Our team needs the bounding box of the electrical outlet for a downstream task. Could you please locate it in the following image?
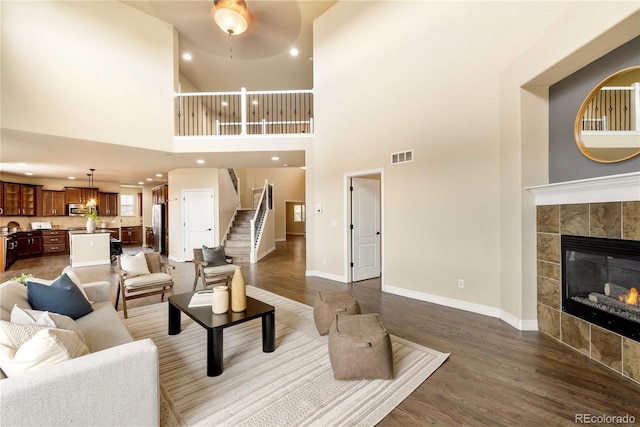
[458,279,464,288]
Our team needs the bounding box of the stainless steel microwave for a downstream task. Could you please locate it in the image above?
[68,204,98,216]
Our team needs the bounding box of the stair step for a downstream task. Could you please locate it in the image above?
[224,247,251,256]
[225,240,251,248]
[230,255,250,263]
[231,227,251,234]
[227,234,251,241]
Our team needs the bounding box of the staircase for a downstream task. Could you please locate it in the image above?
[223,209,255,263]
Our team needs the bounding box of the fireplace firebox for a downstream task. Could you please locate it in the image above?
[562,235,640,342]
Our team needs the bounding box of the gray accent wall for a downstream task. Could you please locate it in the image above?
[549,37,640,183]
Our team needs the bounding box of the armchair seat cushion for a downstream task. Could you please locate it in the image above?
[203,264,237,275]
[123,273,173,289]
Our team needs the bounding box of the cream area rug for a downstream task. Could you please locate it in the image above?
[120,286,450,426]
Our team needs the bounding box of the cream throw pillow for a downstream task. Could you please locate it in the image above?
[121,252,150,277]
[10,305,86,345]
[0,320,90,377]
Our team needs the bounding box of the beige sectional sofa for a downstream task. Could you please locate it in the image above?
[0,277,160,426]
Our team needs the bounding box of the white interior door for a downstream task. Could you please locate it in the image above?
[183,189,214,261]
[351,177,381,281]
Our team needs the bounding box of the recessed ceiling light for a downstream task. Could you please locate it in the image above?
[221,101,228,107]
[183,52,192,61]
[252,100,258,105]
[290,48,299,56]
[156,173,162,177]
[283,164,289,167]
[271,156,279,161]
[24,172,33,176]
[68,176,76,180]
[197,159,205,164]
[146,178,152,181]
[138,181,144,185]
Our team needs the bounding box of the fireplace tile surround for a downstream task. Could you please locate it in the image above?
[530,173,640,384]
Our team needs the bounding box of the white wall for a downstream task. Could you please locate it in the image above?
[167,168,219,262]
[311,1,639,325]
[1,1,175,150]
[218,169,240,242]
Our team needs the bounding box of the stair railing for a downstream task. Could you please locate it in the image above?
[227,168,239,196]
[249,179,270,263]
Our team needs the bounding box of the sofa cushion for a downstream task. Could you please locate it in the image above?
[121,252,151,277]
[123,273,173,289]
[27,274,93,320]
[202,245,228,266]
[203,264,237,275]
[0,321,89,377]
[74,301,133,352]
[0,282,31,322]
[10,305,86,345]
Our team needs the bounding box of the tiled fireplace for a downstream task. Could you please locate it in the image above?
[530,173,640,384]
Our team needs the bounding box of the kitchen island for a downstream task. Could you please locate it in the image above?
[69,230,111,267]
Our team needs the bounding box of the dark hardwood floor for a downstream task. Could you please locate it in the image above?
[3,236,639,426]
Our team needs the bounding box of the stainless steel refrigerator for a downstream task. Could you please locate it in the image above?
[152,204,165,254]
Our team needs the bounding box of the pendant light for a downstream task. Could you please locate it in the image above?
[86,168,97,208]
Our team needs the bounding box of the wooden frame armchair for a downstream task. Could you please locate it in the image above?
[116,252,175,318]
[192,247,237,291]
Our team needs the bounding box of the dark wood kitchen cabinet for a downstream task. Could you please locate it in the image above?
[65,187,98,205]
[145,227,154,248]
[120,226,142,246]
[4,234,19,269]
[42,230,68,254]
[0,182,4,216]
[152,185,168,205]
[16,231,42,258]
[42,190,66,216]
[3,183,40,216]
[98,192,118,216]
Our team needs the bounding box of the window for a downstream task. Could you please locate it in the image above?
[120,194,135,216]
[293,204,306,222]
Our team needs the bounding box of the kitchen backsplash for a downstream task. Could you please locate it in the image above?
[1,215,141,231]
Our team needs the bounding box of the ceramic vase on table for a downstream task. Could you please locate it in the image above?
[231,266,246,312]
[212,286,229,314]
[86,219,96,233]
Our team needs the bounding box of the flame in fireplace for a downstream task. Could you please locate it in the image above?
[618,287,638,306]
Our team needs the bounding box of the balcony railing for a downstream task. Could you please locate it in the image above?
[175,88,314,137]
[581,82,640,132]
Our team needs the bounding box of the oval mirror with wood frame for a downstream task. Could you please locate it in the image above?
[574,65,640,163]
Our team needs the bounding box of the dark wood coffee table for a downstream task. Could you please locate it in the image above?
[168,292,275,377]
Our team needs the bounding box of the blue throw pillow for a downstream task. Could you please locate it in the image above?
[202,245,228,266]
[27,273,93,320]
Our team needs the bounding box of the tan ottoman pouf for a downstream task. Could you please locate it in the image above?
[313,291,361,335]
[328,313,393,380]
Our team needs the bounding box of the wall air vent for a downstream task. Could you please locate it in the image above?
[391,150,414,165]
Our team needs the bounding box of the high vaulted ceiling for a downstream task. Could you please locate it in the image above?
[124,0,337,91]
[0,1,335,186]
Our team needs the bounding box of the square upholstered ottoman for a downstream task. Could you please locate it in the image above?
[313,291,361,335]
[328,313,393,380]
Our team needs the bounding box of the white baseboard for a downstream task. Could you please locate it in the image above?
[256,246,276,262]
[305,270,348,283]
[383,284,538,331]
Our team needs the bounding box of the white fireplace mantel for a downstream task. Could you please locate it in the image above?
[527,172,640,205]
